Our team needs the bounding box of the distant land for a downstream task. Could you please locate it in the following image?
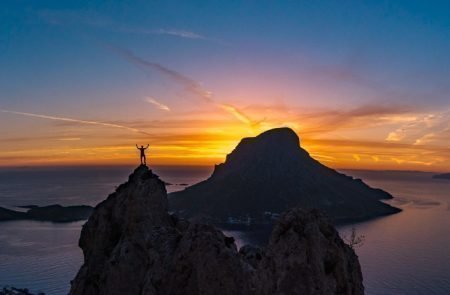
[170,127,401,224]
[0,204,93,222]
[433,173,450,180]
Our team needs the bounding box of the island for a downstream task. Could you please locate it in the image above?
[0,204,93,222]
[433,173,450,180]
[170,127,401,224]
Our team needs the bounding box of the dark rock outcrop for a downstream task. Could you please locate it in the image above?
[70,165,364,295]
[170,127,400,223]
[0,207,26,221]
[433,173,450,180]
[0,287,45,295]
[0,205,93,222]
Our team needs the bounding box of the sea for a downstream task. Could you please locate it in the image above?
[0,166,449,295]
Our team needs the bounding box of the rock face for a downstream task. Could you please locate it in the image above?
[170,127,400,223]
[70,165,364,295]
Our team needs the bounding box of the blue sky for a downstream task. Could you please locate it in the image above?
[1,1,449,169]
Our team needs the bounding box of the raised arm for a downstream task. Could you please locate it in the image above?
[145,144,149,149]
[136,144,139,149]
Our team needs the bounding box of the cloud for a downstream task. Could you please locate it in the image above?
[284,104,416,136]
[0,109,151,135]
[57,137,82,141]
[107,26,214,41]
[2,103,450,169]
[105,44,213,102]
[218,104,253,125]
[106,45,261,128]
[145,97,170,111]
[128,28,207,40]
[37,9,217,42]
[385,109,450,146]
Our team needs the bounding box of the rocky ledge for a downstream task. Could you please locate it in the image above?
[70,165,364,295]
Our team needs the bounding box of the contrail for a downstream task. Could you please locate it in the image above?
[0,109,151,135]
[145,97,170,111]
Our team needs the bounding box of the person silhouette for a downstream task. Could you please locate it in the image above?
[136,144,149,165]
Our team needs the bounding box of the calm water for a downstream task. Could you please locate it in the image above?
[0,167,449,294]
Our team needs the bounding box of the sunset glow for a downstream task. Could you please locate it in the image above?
[1,1,449,171]
[1,105,448,171]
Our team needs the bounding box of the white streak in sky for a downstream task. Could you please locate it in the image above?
[37,10,219,42]
[154,29,205,39]
[106,44,214,102]
[107,45,261,128]
[0,109,151,135]
[145,97,170,111]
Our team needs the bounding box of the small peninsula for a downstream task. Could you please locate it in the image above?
[0,205,93,222]
[433,173,450,180]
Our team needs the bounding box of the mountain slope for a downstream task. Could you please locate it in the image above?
[170,127,400,222]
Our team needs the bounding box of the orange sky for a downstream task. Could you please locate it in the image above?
[1,103,449,172]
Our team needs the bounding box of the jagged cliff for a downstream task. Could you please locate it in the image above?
[170,127,400,222]
[70,165,364,295]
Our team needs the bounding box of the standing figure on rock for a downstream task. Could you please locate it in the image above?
[136,144,149,165]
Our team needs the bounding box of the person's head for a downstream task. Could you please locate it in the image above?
[141,145,144,148]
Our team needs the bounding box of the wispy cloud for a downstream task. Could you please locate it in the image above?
[385,109,450,146]
[2,104,450,170]
[115,27,208,40]
[106,26,213,41]
[57,137,82,141]
[105,44,214,102]
[0,109,151,135]
[37,9,219,42]
[145,97,170,111]
[217,104,263,128]
[106,45,261,128]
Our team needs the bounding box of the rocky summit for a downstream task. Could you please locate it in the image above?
[170,127,400,223]
[69,165,364,295]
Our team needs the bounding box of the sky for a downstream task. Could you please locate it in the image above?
[1,0,449,171]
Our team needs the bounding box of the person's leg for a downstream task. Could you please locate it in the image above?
[143,155,146,165]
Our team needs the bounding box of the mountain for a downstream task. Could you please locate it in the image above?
[70,165,364,295]
[170,127,400,223]
[433,173,450,180]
